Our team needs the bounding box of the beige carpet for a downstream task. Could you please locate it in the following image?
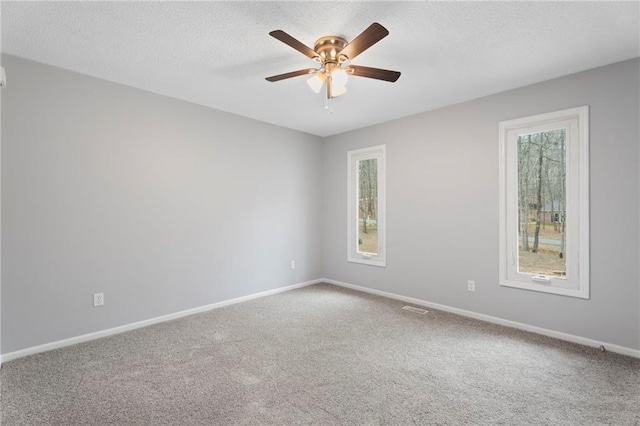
[2,283,639,425]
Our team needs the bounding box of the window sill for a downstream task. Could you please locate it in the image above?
[347,257,386,268]
[500,279,589,299]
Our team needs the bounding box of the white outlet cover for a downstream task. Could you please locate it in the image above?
[93,292,104,307]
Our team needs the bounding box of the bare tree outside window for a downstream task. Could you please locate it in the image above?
[358,158,378,254]
[517,130,566,277]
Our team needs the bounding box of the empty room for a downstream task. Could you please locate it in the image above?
[1,1,639,425]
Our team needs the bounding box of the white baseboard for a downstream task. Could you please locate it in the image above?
[4,277,637,363]
[323,278,640,359]
[1,279,322,364]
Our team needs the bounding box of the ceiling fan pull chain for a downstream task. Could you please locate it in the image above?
[325,74,333,113]
[325,87,329,110]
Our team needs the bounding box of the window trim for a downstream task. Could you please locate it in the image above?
[498,106,589,299]
[347,145,386,267]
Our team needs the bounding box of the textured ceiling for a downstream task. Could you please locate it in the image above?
[2,1,639,137]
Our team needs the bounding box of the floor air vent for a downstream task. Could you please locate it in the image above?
[402,305,428,314]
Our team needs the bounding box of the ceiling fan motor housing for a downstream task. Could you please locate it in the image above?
[314,36,349,65]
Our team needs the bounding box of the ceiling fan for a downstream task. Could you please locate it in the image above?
[265,23,401,109]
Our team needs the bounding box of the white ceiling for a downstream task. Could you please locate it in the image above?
[2,1,639,137]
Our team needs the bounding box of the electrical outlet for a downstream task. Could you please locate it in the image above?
[467,280,476,292]
[290,260,296,269]
[93,292,104,307]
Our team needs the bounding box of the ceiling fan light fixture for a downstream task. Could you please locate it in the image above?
[331,68,348,91]
[307,72,326,94]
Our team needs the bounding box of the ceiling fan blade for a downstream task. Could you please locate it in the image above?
[348,65,401,82]
[339,23,389,61]
[269,30,320,60]
[265,68,318,82]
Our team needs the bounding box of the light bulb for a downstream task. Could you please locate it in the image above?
[306,73,326,94]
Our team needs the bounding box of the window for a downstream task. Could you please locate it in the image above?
[499,106,589,298]
[348,145,386,267]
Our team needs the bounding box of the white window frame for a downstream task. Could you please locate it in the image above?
[347,145,386,267]
[499,106,589,299]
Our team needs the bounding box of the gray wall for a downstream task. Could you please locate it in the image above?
[1,55,323,353]
[2,55,639,355]
[0,66,3,357]
[322,59,640,350]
